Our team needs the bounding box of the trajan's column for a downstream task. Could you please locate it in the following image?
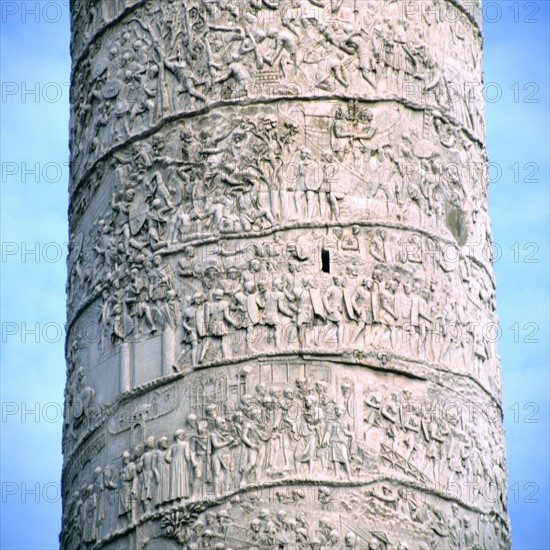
[62,0,510,548]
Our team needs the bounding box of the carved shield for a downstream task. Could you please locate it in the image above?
[196,305,207,338]
[310,289,326,319]
[129,194,148,235]
[371,292,380,322]
[304,163,322,191]
[293,237,311,261]
[114,312,134,339]
[102,79,122,99]
[72,396,84,419]
[343,288,355,320]
[330,172,350,200]
[91,59,108,81]
[246,295,260,325]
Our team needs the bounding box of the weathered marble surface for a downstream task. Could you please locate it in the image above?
[62,0,509,548]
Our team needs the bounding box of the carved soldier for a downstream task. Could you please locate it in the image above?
[351,277,374,347]
[204,289,239,360]
[293,276,325,348]
[260,278,295,350]
[118,450,138,527]
[323,276,347,346]
[330,107,352,161]
[209,416,236,496]
[182,292,208,366]
[324,404,354,479]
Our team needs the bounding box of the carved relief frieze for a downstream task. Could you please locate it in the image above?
[60,361,508,548]
[69,0,485,187]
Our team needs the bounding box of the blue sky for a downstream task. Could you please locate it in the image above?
[0,1,548,548]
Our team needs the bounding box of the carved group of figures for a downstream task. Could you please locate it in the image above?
[70,102,491,261]
[360,383,507,502]
[64,364,98,443]
[62,371,506,548]
[177,247,498,386]
[156,495,505,550]
[67,216,499,397]
[69,0,484,180]
[63,467,508,549]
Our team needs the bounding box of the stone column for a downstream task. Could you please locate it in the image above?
[62,0,510,548]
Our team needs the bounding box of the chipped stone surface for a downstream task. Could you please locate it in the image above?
[62,1,509,548]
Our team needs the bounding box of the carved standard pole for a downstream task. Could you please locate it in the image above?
[62,0,510,548]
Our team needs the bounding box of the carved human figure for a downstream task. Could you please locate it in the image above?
[351,277,374,347]
[289,148,315,220]
[374,279,399,349]
[204,289,239,360]
[263,392,284,474]
[319,151,343,220]
[239,407,269,486]
[92,467,104,540]
[294,394,324,475]
[324,404,354,479]
[294,276,325,348]
[191,420,209,496]
[209,416,236,496]
[81,484,97,544]
[118,450,138,527]
[154,436,171,506]
[100,466,118,536]
[260,278,295,350]
[163,55,206,105]
[344,531,357,549]
[234,280,261,355]
[323,276,346,346]
[279,388,300,471]
[182,292,208,366]
[139,436,160,512]
[447,503,463,549]
[69,367,96,434]
[330,107,352,161]
[165,429,195,501]
[421,413,445,483]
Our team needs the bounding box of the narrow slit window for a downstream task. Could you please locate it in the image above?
[321,249,330,273]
